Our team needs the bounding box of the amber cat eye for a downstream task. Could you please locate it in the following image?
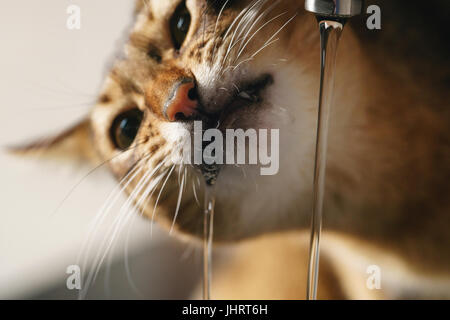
[170,1,191,50]
[110,108,143,150]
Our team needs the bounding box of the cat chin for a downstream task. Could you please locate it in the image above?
[147,146,314,242]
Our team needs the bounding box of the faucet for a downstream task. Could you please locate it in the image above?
[305,0,363,20]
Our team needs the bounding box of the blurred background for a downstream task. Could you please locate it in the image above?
[0,0,211,299]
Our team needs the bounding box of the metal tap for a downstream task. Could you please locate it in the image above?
[305,0,363,18]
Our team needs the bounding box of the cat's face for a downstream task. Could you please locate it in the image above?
[28,0,323,241]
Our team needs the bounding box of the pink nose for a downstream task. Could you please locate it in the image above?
[164,79,198,121]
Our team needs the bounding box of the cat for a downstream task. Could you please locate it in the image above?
[14,0,450,299]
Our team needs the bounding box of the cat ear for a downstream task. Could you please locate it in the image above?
[8,119,100,165]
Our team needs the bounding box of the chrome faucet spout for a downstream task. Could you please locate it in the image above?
[305,0,363,18]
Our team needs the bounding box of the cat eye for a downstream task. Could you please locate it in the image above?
[110,108,143,150]
[170,1,191,50]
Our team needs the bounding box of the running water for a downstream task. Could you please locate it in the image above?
[306,19,344,300]
[202,185,215,300]
[200,164,219,300]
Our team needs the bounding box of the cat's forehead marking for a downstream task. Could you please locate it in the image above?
[98,94,111,104]
[97,77,124,106]
[129,32,163,63]
[144,0,178,17]
[109,69,143,96]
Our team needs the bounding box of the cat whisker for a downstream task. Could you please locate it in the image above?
[224,13,296,76]
[221,0,260,71]
[122,167,169,298]
[132,166,168,219]
[26,79,96,99]
[211,0,231,62]
[192,179,200,206]
[235,10,286,63]
[123,234,145,299]
[52,139,149,219]
[232,1,264,52]
[77,159,146,299]
[227,38,280,73]
[78,161,145,264]
[25,100,96,111]
[151,164,176,237]
[251,13,297,59]
[177,163,183,186]
[79,156,164,298]
[103,247,115,299]
[84,182,149,293]
[236,0,279,58]
[169,166,187,234]
[221,0,266,73]
[89,160,166,279]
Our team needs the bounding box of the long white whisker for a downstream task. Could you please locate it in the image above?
[151,164,176,236]
[225,13,296,75]
[221,0,260,70]
[192,179,200,206]
[234,0,267,45]
[236,0,279,55]
[80,171,149,298]
[251,37,280,58]
[78,153,151,263]
[231,38,279,71]
[77,160,148,299]
[252,13,297,58]
[90,160,166,279]
[235,10,286,62]
[221,0,266,72]
[169,166,187,234]
[80,160,165,298]
[211,0,231,61]
[122,168,168,298]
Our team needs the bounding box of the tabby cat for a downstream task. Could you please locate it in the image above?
[16,0,450,299]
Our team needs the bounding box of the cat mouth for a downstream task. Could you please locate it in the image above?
[197,74,274,185]
[217,73,274,127]
[197,73,274,128]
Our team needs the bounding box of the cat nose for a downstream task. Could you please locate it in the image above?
[163,78,198,121]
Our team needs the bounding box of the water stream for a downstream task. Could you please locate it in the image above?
[306,19,344,300]
[199,18,345,302]
[202,185,215,300]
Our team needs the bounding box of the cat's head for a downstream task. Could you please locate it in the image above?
[18,0,322,241]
